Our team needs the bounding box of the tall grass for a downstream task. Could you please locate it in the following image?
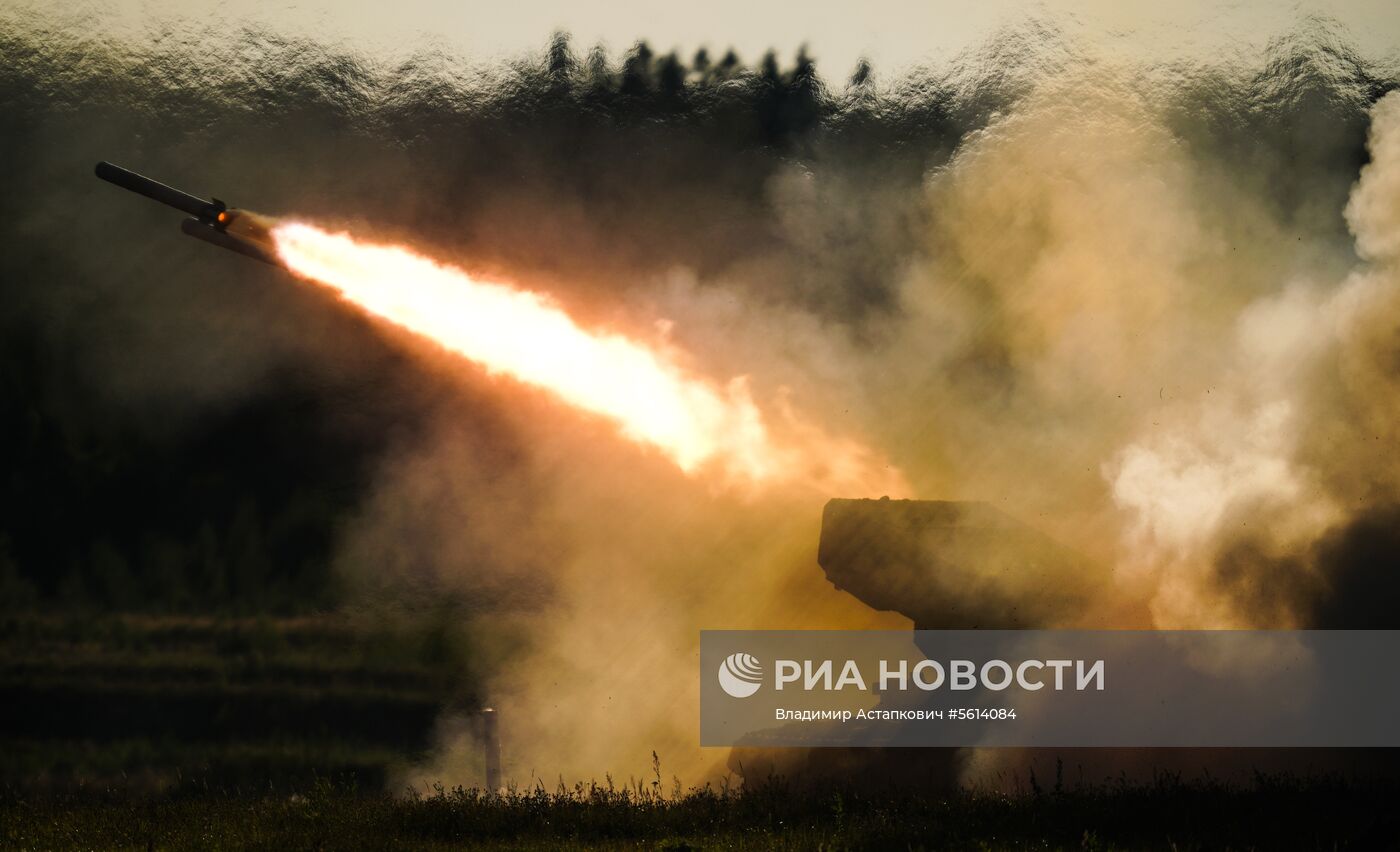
[3,772,1397,850]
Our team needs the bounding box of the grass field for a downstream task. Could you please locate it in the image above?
[5,615,1396,849]
[4,774,1398,850]
[0,613,476,795]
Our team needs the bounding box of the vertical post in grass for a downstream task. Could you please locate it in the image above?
[482,707,502,793]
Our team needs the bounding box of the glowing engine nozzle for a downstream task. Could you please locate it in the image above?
[94,161,280,266]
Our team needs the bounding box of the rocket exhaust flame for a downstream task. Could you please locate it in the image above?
[90,160,902,492]
[271,222,903,493]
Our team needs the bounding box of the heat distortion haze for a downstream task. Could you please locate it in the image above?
[5,1,1400,824]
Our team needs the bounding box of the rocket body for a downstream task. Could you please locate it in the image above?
[94,161,281,267]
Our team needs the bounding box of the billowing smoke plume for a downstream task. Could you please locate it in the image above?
[1106,90,1400,630]
[2,7,1398,787]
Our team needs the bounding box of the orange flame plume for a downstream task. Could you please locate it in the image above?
[272,222,905,495]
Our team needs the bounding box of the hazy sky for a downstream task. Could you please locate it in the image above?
[26,0,1400,79]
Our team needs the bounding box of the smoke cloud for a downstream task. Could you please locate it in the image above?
[3,8,1399,787]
